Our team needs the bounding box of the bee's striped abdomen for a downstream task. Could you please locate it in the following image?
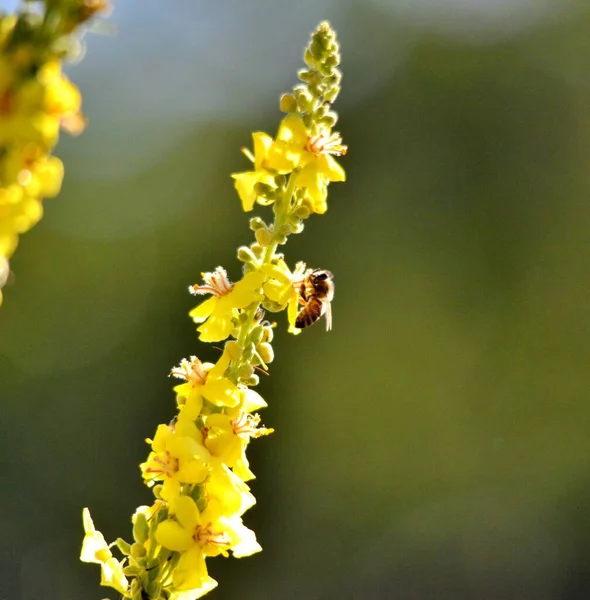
[295,297,324,329]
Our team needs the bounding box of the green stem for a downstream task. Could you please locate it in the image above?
[232,174,297,378]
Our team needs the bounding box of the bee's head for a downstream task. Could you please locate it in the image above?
[310,269,334,295]
[311,269,333,282]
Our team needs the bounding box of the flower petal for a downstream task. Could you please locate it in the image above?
[175,495,200,531]
[156,520,194,553]
[320,154,345,182]
[276,114,308,145]
[229,270,266,308]
[197,308,235,343]
[189,297,217,323]
[252,132,273,170]
[203,378,240,408]
[173,546,212,592]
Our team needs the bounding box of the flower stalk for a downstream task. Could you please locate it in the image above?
[0,0,109,306]
[81,21,347,600]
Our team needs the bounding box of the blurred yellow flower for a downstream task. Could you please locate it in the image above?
[80,508,129,596]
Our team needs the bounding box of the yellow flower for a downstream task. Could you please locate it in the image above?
[203,388,273,481]
[80,508,129,596]
[231,132,277,211]
[261,260,307,334]
[206,462,256,517]
[140,420,210,503]
[189,267,266,342]
[171,350,241,418]
[267,114,346,213]
[155,496,261,592]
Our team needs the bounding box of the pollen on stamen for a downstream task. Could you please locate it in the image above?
[189,267,233,297]
[307,130,347,157]
[196,524,232,549]
[170,356,207,384]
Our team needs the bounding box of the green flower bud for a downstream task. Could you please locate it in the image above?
[255,227,273,246]
[237,245,259,267]
[250,243,264,259]
[244,374,260,387]
[309,38,325,60]
[319,111,338,128]
[315,103,329,119]
[239,363,254,380]
[225,340,242,361]
[238,311,251,326]
[292,221,304,234]
[261,323,275,343]
[325,54,340,69]
[294,86,313,111]
[280,93,298,113]
[249,216,266,231]
[278,223,292,236]
[130,542,146,559]
[294,205,311,219]
[257,342,274,364]
[298,68,313,83]
[132,512,149,544]
[249,325,264,346]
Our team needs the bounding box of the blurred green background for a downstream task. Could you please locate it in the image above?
[2,0,590,598]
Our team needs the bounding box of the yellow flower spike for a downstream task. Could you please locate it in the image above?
[189,268,266,342]
[83,20,344,599]
[80,508,129,596]
[231,131,277,211]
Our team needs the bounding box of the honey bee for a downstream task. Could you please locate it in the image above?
[295,269,334,331]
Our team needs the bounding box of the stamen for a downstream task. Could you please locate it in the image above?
[231,412,273,438]
[306,129,347,157]
[195,523,232,549]
[189,267,233,297]
[240,146,255,163]
[170,356,208,384]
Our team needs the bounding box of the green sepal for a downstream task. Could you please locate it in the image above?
[115,537,132,556]
[133,512,149,544]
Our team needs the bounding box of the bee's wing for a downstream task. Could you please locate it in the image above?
[324,300,332,331]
